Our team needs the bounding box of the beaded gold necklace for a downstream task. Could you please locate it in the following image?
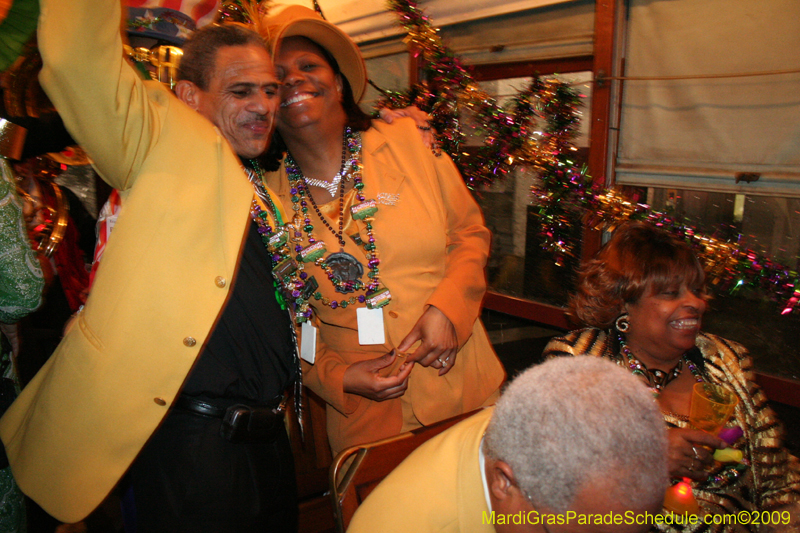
[245,160,306,434]
[265,128,392,315]
[248,159,315,322]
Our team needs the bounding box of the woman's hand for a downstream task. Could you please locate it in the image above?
[667,427,728,481]
[398,305,458,376]
[378,106,435,150]
[343,351,414,401]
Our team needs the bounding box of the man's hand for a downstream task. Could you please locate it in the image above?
[343,351,414,401]
[378,106,435,150]
[397,306,458,376]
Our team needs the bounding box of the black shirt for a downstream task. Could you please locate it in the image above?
[182,221,296,404]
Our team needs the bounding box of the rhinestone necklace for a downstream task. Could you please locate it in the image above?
[304,165,347,248]
[302,161,354,197]
[301,136,352,197]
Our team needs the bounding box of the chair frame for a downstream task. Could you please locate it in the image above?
[329,409,481,532]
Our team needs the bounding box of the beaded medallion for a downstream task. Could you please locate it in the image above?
[250,128,392,320]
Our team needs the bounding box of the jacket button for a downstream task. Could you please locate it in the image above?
[388,311,398,318]
[153,397,167,406]
[183,337,196,347]
[215,276,226,288]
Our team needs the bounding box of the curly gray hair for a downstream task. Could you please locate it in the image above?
[484,356,668,513]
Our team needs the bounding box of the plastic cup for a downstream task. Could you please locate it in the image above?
[689,382,739,434]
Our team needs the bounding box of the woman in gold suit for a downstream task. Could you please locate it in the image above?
[544,221,800,531]
[258,5,504,454]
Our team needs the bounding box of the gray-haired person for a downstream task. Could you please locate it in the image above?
[348,356,669,533]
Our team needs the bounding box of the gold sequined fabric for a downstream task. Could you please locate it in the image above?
[544,328,800,532]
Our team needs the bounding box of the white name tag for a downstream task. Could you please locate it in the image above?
[300,322,317,364]
[357,307,385,345]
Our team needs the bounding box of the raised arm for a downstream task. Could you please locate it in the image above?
[37,0,165,190]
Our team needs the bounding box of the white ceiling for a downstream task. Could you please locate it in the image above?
[277,0,576,43]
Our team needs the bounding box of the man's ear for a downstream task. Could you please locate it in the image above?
[175,80,201,110]
[488,459,518,502]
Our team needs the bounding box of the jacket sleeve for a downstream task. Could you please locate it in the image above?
[423,150,491,346]
[719,338,800,512]
[300,322,362,417]
[37,0,163,191]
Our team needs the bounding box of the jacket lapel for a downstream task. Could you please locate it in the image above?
[362,126,406,196]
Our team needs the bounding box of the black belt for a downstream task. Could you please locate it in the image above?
[174,395,285,443]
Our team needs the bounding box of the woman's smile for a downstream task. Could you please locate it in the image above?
[625,283,706,364]
[669,317,700,330]
[281,92,316,108]
[274,36,344,131]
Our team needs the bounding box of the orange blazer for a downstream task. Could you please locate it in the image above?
[266,119,505,453]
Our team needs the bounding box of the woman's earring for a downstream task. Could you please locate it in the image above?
[615,313,630,333]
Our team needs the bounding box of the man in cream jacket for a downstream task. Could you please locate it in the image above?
[349,357,670,533]
[0,0,299,531]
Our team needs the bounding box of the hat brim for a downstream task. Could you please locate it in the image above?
[267,12,367,102]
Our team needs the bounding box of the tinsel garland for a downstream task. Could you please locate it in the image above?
[218,0,272,26]
[382,0,800,313]
[381,0,595,266]
[589,191,800,314]
[381,0,588,193]
[213,0,799,314]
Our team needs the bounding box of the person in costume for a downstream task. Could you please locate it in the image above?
[348,356,669,533]
[0,119,43,533]
[0,1,300,531]
[544,221,800,532]
[0,120,44,326]
[259,5,506,455]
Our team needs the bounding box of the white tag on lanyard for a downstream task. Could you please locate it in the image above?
[357,307,386,345]
[300,322,317,364]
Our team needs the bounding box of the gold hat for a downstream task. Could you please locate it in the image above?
[261,4,367,102]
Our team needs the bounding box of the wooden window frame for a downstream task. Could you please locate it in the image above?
[464,2,800,408]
